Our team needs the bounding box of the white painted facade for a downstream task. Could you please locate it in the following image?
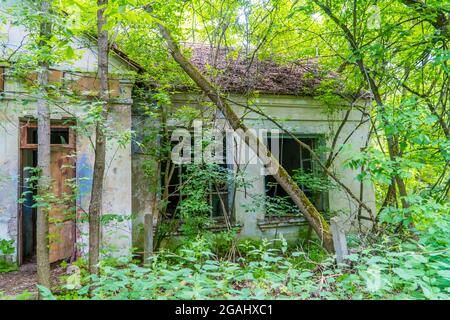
[0,2,376,261]
[152,94,377,241]
[0,17,136,262]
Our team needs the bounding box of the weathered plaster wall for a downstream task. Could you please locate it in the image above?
[131,114,154,249]
[0,106,20,255]
[160,93,376,241]
[0,11,135,76]
[229,95,375,239]
[75,104,133,257]
[0,96,134,261]
[0,9,139,260]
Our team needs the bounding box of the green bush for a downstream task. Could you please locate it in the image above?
[0,239,17,273]
[51,234,448,300]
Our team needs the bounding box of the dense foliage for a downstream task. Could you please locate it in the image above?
[51,208,449,300]
[0,0,448,300]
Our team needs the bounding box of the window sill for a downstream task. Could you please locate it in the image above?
[257,216,307,230]
[160,218,242,236]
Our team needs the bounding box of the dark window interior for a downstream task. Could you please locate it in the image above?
[0,67,4,92]
[27,127,70,145]
[161,165,230,219]
[161,133,229,220]
[26,127,37,144]
[22,149,38,262]
[265,135,326,214]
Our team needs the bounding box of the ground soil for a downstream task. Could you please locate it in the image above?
[0,260,65,298]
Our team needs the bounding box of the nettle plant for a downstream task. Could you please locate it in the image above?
[292,169,335,194]
[49,232,449,300]
[0,239,15,256]
[176,164,232,234]
[0,239,17,273]
[245,167,335,217]
[244,193,301,216]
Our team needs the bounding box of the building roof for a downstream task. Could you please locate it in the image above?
[82,32,145,74]
[185,43,331,96]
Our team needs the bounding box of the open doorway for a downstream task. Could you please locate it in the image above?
[18,120,77,265]
[21,148,38,263]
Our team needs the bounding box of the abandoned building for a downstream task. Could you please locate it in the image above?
[0,16,376,265]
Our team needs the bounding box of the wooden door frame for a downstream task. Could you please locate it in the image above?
[17,119,77,265]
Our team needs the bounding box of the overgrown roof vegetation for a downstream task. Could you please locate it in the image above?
[178,43,329,96]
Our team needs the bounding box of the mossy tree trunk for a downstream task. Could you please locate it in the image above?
[88,0,109,276]
[157,24,334,253]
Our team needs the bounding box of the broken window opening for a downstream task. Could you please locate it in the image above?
[265,134,328,216]
[26,127,70,145]
[161,130,230,223]
[0,66,4,93]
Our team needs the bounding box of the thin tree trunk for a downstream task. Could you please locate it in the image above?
[313,0,411,210]
[157,24,334,253]
[380,179,398,211]
[36,0,52,295]
[88,0,109,276]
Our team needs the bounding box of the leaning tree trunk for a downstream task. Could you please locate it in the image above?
[157,24,334,253]
[36,0,52,295]
[88,0,109,276]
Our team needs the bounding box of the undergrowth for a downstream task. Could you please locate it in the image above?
[49,231,448,300]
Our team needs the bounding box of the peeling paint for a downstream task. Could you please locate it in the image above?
[77,153,93,203]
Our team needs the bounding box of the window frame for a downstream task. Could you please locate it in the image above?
[0,66,4,93]
[20,121,76,150]
[264,133,329,215]
[161,129,231,221]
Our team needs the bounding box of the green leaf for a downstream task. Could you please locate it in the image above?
[393,268,416,281]
[65,46,75,59]
[36,285,56,300]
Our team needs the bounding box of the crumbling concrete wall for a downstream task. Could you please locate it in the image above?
[0,105,20,259]
[145,93,376,242]
[227,94,376,239]
[75,103,133,257]
[0,94,135,261]
[0,17,137,260]
[131,113,155,250]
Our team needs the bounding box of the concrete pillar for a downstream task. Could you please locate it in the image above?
[330,217,349,264]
